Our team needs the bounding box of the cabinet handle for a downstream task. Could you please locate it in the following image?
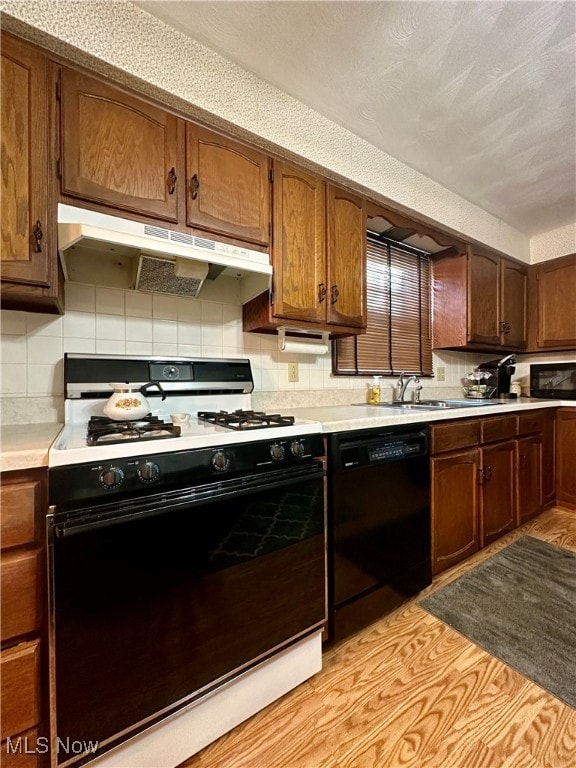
[330,285,340,304]
[477,468,486,485]
[167,167,177,195]
[190,173,200,200]
[500,321,511,334]
[520,454,528,469]
[318,283,327,303]
[484,465,493,481]
[32,220,43,253]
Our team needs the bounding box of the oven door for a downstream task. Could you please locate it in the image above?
[47,462,326,766]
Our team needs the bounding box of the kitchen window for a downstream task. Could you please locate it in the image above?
[333,235,433,376]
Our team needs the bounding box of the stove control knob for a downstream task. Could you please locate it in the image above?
[270,442,285,461]
[211,450,231,472]
[137,461,160,483]
[99,467,125,490]
[290,440,305,458]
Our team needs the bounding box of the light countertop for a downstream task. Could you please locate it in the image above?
[0,399,573,472]
[1,423,63,473]
[288,398,572,434]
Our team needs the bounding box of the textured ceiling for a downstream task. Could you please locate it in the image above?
[136,0,575,236]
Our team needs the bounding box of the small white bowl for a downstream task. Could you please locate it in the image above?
[171,412,191,426]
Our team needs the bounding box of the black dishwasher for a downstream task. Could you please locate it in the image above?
[328,424,431,641]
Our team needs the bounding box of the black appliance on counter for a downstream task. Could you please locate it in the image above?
[530,362,576,399]
[477,353,516,397]
[327,424,431,642]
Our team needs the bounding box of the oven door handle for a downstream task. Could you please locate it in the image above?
[52,464,326,537]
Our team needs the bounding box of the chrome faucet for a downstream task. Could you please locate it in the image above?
[396,372,421,402]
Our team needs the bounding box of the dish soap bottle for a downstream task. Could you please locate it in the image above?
[368,376,382,405]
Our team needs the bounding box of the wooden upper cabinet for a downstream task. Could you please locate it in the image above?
[1,33,62,312]
[59,68,183,222]
[271,161,326,323]
[468,249,501,345]
[500,258,527,349]
[186,125,270,245]
[532,254,576,350]
[433,246,527,351]
[326,186,366,328]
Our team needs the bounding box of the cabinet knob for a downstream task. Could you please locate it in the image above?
[32,220,43,253]
[330,285,339,304]
[167,167,177,195]
[318,283,327,303]
[190,173,200,200]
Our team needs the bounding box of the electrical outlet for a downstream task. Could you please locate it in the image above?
[436,366,445,382]
[288,362,299,382]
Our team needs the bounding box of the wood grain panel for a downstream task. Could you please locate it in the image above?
[481,415,518,444]
[0,641,40,742]
[556,408,576,508]
[180,508,576,768]
[535,255,576,349]
[0,549,40,641]
[518,410,545,436]
[430,419,480,454]
[1,727,42,768]
[186,124,270,245]
[0,481,38,550]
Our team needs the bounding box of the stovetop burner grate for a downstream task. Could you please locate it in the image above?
[197,409,296,431]
[87,416,181,445]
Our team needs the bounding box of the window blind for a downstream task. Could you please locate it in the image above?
[333,237,433,376]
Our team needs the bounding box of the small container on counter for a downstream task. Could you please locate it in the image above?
[368,376,382,405]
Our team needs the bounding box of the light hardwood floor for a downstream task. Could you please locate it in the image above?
[181,508,576,768]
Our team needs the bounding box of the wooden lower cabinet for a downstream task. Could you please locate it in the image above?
[517,434,543,525]
[0,469,47,766]
[480,440,516,547]
[431,448,480,575]
[556,408,576,508]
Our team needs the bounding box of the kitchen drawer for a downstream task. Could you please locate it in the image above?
[430,420,480,454]
[1,727,43,768]
[0,640,41,742]
[0,482,39,550]
[0,549,40,642]
[481,415,518,444]
[518,410,545,436]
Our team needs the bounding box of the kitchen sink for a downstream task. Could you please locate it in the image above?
[363,399,503,410]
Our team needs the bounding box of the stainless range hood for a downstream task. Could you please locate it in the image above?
[57,204,272,303]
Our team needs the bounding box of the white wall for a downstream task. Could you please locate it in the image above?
[530,223,576,263]
[1,283,492,423]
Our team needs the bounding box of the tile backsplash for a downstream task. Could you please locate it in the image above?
[1,283,493,424]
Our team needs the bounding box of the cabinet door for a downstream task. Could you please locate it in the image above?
[500,258,527,348]
[1,35,50,286]
[556,408,576,508]
[468,250,501,345]
[517,435,543,524]
[271,162,326,323]
[541,409,556,507]
[186,125,270,245]
[326,186,366,328]
[60,69,182,221]
[535,255,576,349]
[480,441,516,546]
[431,449,480,575]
